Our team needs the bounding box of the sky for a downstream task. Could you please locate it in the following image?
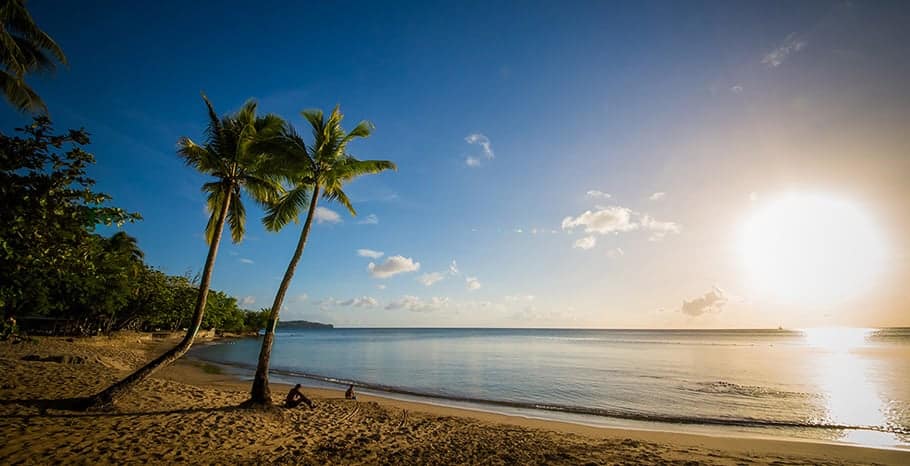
[3,0,909,328]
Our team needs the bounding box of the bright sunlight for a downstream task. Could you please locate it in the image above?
[739,193,887,306]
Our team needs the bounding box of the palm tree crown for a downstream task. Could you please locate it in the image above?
[0,0,67,112]
[263,106,396,230]
[178,95,285,244]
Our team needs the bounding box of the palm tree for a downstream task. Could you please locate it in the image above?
[87,95,284,408]
[105,231,144,263]
[248,106,395,405]
[0,0,67,113]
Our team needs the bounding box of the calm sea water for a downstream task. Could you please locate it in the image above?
[191,327,910,448]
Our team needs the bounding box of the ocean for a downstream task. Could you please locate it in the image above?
[190,327,910,448]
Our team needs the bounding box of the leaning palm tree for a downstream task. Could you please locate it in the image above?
[0,0,67,112]
[87,95,284,408]
[248,106,395,405]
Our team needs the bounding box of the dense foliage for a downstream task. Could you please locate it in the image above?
[0,118,266,335]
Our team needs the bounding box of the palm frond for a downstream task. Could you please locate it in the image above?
[0,69,44,112]
[263,184,312,231]
[202,182,229,245]
[241,173,284,207]
[342,120,374,144]
[2,0,66,65]
[334,158,397,181]
[331,188,356,216]
[227,185,246,243]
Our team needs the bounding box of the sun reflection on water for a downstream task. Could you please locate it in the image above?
[802,327,897,445]
[803,327,872,351]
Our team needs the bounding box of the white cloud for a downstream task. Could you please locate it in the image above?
[358,214,379,225]
[504,294,535,303]
[240,296,256,306]
[731,85,744,94]
[465,133,494,159]
[649,192,666,201]
[340,296,379,308]
[640,215,681,241]
[749,192,759,202]
[465,156,481,168]
[314,206,342,224]
[239,258,254,264]
[562,206,680,244]
[418,272,445,287]
[376,284,386,290]
[317,297,341,310]
[368,255,420,278]
[449,260,460,276]
[606,247,624,258]
[385,295,450,312]
[465,276,481,291]
[513,228,523,233]
[573,235,597,250]
[762,33,807,67]
[562,206,638,235]
[585,190,612,199]
[680,287,727,316]
[357,248,384,259]
[293,293,308,303]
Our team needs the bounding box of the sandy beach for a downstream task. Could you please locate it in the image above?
[1,334,907,465]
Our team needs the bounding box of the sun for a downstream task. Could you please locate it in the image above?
[739,193,887,306]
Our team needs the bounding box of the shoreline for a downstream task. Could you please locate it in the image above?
[189,336,910,450]
[2,333,908,464]
[178,354,908,465]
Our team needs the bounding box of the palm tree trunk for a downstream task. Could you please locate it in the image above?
[249,185,320,404]
[87,188,233,409]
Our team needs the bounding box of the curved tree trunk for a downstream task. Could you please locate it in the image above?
[87,189,233,409]
[249,185,320,405]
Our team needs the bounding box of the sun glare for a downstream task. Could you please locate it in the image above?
[739,193,886,306]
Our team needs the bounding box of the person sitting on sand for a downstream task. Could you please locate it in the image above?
[345,384,357,400]
[285,384,315,409]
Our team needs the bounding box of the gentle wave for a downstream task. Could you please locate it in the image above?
[198,357,910,437]
[686,381,816,399]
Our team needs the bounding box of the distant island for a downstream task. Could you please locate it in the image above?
[279,320,334,329]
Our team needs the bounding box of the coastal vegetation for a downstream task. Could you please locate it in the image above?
[0,117,268,336]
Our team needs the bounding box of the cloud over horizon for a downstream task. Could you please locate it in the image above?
[573,235,596,250]
[465,276,481,290]
[418,272,445,286]
[368,255,420,278]
[340,296,379,308]
[562,202,681,248]
[562,206,638,235]
[680,287,727,316]
[385,295,450,312]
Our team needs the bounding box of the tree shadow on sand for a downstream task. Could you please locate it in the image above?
[0,397,283,419]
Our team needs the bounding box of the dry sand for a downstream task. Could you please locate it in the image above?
[1,334,907,465]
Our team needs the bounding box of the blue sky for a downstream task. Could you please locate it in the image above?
[3,1,909,327]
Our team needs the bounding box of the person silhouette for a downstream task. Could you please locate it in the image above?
[285,384,315,408]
